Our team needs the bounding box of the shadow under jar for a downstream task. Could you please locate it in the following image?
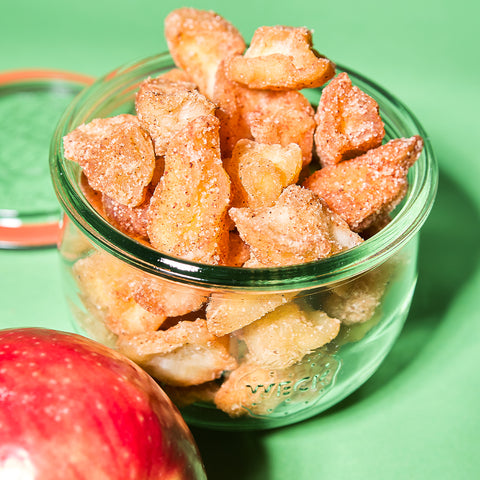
[50,52,437,430]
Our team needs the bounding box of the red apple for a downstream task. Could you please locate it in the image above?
[0,328,207,480]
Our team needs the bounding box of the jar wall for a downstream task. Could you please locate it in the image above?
[58,215,418,430]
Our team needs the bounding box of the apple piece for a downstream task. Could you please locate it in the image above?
[0,328,206,480]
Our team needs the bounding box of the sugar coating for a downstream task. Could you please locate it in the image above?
[63,114,155,208]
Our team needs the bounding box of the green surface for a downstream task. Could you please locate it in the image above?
[1,0,479,478]
[0,87,80,216]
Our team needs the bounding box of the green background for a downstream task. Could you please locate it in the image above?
[1,0,479,478]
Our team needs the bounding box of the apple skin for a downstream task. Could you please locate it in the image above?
[0,328,207,480]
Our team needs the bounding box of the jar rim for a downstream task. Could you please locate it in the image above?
[50,52,438,290]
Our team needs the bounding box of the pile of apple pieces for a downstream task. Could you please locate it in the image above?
[65,8,423,417]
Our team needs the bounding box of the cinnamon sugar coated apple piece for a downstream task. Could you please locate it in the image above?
[239,302,340,369]
[147,115,231,264]
[131,276,207,318]
[141,340,236,387]
[314,72,385,167]
[229,184,362,267]
[303,136,423,232]
[206,291,295,337]
[73,252,166,336]
[241,88,316,167]
[116,319,216,361]
[226,26,335,90]
[116,319,237,387]
[165,7,246,99]
[224,139,303,210]
[63,114,156,207]
[135,76,216,156]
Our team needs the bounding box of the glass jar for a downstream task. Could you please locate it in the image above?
[50,52,437,430]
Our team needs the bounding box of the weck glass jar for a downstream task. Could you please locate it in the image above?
[49,52,437,430]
